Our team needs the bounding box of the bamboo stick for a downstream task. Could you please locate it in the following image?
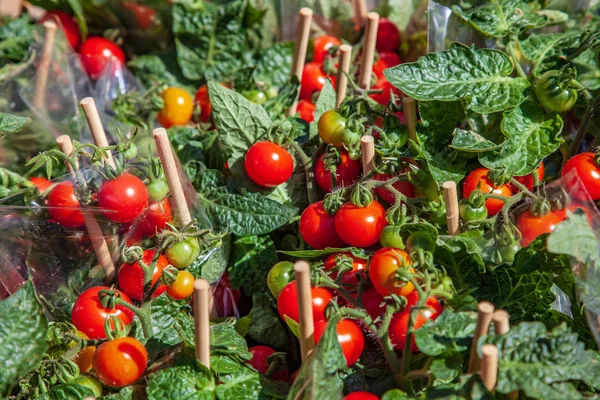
[402,97,418,143]
[336,44,352,107]
[193,279,211,368]
[361,135,375,176]
[480,344,498,392]
[33,21,57,111]
[358,12,379,90]
[442,181,460,235]
[294,260,315,361]
[468,302,495,373]
[352,0,368,27]
[288,8,313,117]
[492,310,510,335]
[80,97,116,169]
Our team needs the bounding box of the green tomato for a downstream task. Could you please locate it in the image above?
[406,231,436,254]
[147,178,169,202]
[266,86,279,99]
[318,110,346,147]
[123,143,138,161]
[71,375,103,397]
[534,70,578,113]
[458,199,487,222]
[385,126,408,149]
[379,225,405,249]
[497,241,521,263]
[267,261,295,298]
[165,237,201,269]
[244,90,268,105]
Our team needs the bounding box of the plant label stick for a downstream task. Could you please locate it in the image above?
[56,135,116,282]
[480,344,498,392]
[442,181,460,235]
[402,97,418,143]
[153,128,192,226]
[352,0,368,27]
[492,310,510,335]
[359,12,379,90]
[336,44,352,107]
[80,97,116,169]
[361,135,375,176]
[193,279,211,368]
[468,301,494,373]
[33,21,57,112]
[294,260,315,361]
[287,8,313,117]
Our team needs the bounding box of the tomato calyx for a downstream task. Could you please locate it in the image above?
[486,168,511,187]
[350,182,374,207]
[103,315,128,340]
[386,203,408,226]
[529,198,552,217]
[263,351,289,380]
[322,191,345,214]
[161,265,179,287]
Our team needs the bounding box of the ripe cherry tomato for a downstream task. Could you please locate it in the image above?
[30,176,52,193]
[368,248,415,297]
[299,201,346,249]
[73,331,95,373]
[374,173,415,203]
[512,163,545,192]
[118,249,168,301]
[247,346,288,381]
[376,18,401,52]
[313,35,341,63]
[344,392,380,400]
[313,319,364,366]
[244,141,294,187]
[194,84,212,123]
[72,286,134,339]
[80,37,125,79]
[297,100,316,123]
[40,10,80,50]
[165,237,200,269]
[93,337,147,387]
[277,281,332,323]
[535,70,578,113]
[318,110,346,147]
[324,253,367,285]
[268,261,295,298]
[315,150,361,192]
[373,52,401,78]
[562,152,600,201]
[362,287,386,320]
[47,181,85,228]
[137,198,172,237]
[462,168,513,216]
[167,270,195,300]
[370,76,402,105]
[334,201,387,248]
[98,172,148,224]
[123,2,157,29]
[516,209,566,247]
[300,62,327,101]
[157,87,194,129]
[389,295,442,352]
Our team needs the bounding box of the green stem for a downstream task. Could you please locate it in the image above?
[508,178,538,200]
[507,38,527,80]
[114,298,153,338]
[567,89,598,159]
[289,141,316,204]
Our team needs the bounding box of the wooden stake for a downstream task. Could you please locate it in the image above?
[287,8,313,117]
[352,0,368,27]
[80,97,116,169]
[468,301,495,373]
[153,128,192,226]
[361,135,375,176]
[492,310,510,335]
[480,344,498,392]
[33,21,57,112]
[56,135,116,282]
[193,279,211,368]
[402,97,418,143]
[294,260,315,361]
[336,44,352,107]
[358,12,379,90]
[442,181,460,236]
[0,0,22,17]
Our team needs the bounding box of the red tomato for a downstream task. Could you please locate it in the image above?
[244,141,294,187]
[80,37,125,79]
[344,392,380,400]
[313,35,341,63]
[314,319,364,366]
[368,248,415,297]
[157,87,194,129]
[389,295,442,352]
[297,100,316,123]
[370,76,402,105]
[300,62,327,101]
[194,84,212,123]
[374,173,415,203]
[324,253,367,285]
[118,249,168,301]
[562,152,600,201]
[40,10,80,50]
[123,2,157,29]
[93,337,147,387]
[462,168,513,216]
[373,52,401,78]
[98,173,148,224]
[137,198,172,237]
[30,176,52,193]
[47,181,85,228]
[334,201,387,248]
[376,19,401,52]
[362,287,385,320]
[277,281,332,323]
[512,163,545,191]
[299,201,346,249]
[315,151,361,192]
[212,273,242,318]
[72,286,134,339]
[516,209,566,247]
[247,346,288,381]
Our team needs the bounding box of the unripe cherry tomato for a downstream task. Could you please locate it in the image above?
[297,99,316,123]
[40,10,80,50]
[72,286,134,339]
[344,392,380,400]
[324,253,367,285]
[458,199,487,222]
[562,152,600,201]
[98,172,148,224]
[318,110,346,147]
[80,37,125,80]
[368,248,415,297]
[247,346,289,381]
[512,162,545,191]
[516,209,566,247]
[165,237,201,269]
[315,150,361,192]
[299,201,346,249]
[157,87,194,129]
[93,337,147,387]
[167,270,195,300]
[47,181,85,228]
[534,70,578,113]
[244,141,294,187]
[277,281,332,323]
[314,319,364,366]
[313,35,341,63]
[334,201,387,248]
[300,62,327,101]
[376,19,401,52]
[267,261,295,298]
[118,249,168,300]
[389,295,442,352]
[462,168,513,216]
[374,173,415,203]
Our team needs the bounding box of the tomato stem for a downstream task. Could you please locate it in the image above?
[113,298,153,337]
[507,36,527,80]
[289,141,317,204]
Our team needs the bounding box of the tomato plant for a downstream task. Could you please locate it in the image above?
[166,270,195,300]
[157,87,194,128]
[297,99,316,123]
[299,201,346,249]
[462,168,512,216]
[324,253,367,285]
[516,209,566,247]
[379,225,404,249]
[277,281,332,323]
[375,173,415,203]
[165,237,201,269]
[318,110,347,147]
[267,261,295,298]
[80,37,125,79]
[40,10,80,49]
[244,141,294,187]
[93,337,148,387]
[376,18,401,52]
[315,150,361,192]
[47,181,85,228]
[406,232,436,254]
[313,35,341,63]
[313,319,364,366]
[562,152,600,201]
[118,249,168,300]
[137,198,172,237]
[71,375,103,397]
[71,287,134,339]
[458,198,488,222]
[98,172,148,224]
[334,201,387,248]
[389,295,443,352]
[368,248,414,297]
[247,346,288,381]
[512,162,545,191]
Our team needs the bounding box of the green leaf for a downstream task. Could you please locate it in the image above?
[229,235,278,295]
[418,101,465,150]
[210,319,252,362]
[381,389,410,400]
[208,81,272,166]
[479,100,564,176]
[35,383,95,400]
[0,281,48,397]
[0,113,30,138]
[278,247,367,259]
[308,79,336,140]
[215,365,262,400]
[248,292,291,350]
[140,294,194,355]
[412,142,466,185]
[519,32,579,78]
[188,237,230,284]
[253,41,294,88]
[429,353,463,382]
[414,309,477,356]
[146,364,215,400]
[235,311,253,337]
[450,128,503,153]
[548,209,599,264]
[420,375,494,400]
[452,0,547,38]
[385,43,530,114]
[127,53,194,90]
[283,315,300,338]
